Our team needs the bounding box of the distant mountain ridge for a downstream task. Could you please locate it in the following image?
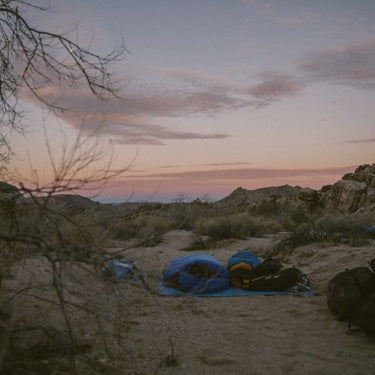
[217,184,303,205]
[1,163,374,216]
[215,163,375,214]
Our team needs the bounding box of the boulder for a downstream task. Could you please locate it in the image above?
[367,188,375,204]
[298,187,320,203]
[342,164,375,187]
[324,179,367,213]
[298,187,322,212]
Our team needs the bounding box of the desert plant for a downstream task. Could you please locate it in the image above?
[0,129,136,374]
[253,200,282,217]
[112,215,176,247]
[313,213,370,246]
[160,194,218,230]
[54,212,113,249]
[0,2,181,373]
[269,212,372,257]
[194,213,283,241]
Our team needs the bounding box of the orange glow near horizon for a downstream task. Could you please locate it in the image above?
[90,165,357,202]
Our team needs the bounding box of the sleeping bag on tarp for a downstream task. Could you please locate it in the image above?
[227,251,312,292]
[227,250,262,270]
[161,254,229,293]
[227,250,262,288]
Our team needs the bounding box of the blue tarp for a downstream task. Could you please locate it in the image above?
[160,251,314,297]
[159,283,314,297]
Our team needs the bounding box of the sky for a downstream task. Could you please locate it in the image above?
[10,0,375,202]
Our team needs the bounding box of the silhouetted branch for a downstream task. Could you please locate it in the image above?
[0,0,127,160]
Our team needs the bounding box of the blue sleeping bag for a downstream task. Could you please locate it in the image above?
[227,250,262,269]
[161,254,229,293]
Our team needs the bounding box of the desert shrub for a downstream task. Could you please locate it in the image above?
[195,216,235,240]
[113,215,175,243]
[277,207,312,231]
[162,199,217,230]
[288,208,311,226]
[111,218,138,239]
[194,213,283,240]
[136,216,176,246]
[251,201,312,232]
[271,213,372,256]
[313,214,370,246]
[56,213,112,248]
[253,200,282,217]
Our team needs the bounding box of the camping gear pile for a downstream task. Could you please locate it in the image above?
[227,251,311,292]
[161,251,311,294]
[103,257,141,282]
[327,258,375,336]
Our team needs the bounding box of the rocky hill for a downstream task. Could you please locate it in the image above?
[214,184,313,213]
[1,163,374,218]
[322,164,375,213]
[215,163,375,215]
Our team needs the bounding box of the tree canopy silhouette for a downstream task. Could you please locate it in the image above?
[0,0,126,162]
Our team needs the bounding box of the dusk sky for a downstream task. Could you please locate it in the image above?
[11,0,375,202]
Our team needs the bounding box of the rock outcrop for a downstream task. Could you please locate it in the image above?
[214,185,304,212]
[322,164,375,213]
[215,164,375,215]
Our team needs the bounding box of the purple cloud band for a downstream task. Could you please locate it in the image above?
[122,165,355,181]
[21,38,375,145]
[345,138,375,144]
[22,67,301,145]
[299,39,375,90]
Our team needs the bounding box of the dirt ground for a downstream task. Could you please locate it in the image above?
[2,230,375,375]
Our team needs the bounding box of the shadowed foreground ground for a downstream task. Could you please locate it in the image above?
[3,230,375,375]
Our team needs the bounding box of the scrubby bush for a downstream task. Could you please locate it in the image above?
[162,199,218,230]
[112,215,176,245]
[194,213,283,240]
[250,200,313,231]
[253,200,282,217]
[313,213,370,246]
[271,212,372,256]
[56,212,112,249]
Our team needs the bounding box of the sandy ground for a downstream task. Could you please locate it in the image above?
[3,230,375,375]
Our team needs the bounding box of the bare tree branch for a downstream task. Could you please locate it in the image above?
[0,0,127,160]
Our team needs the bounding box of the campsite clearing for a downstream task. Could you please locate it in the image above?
[2,229,375,374]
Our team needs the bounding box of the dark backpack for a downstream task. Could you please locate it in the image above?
[229,258,283,289]
[327,266,375,324]
[229,257,302,292]
[359,293,375,336]
[243,267,302,292]
[252,258,283,277]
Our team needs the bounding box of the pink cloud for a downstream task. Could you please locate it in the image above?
[21,85,230,145]
[166,68,302,100]
[345,138,375,144]
[121,165,355,181]
[21,66,302,145]
[247,72,302,98]
[299,39,375,89]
